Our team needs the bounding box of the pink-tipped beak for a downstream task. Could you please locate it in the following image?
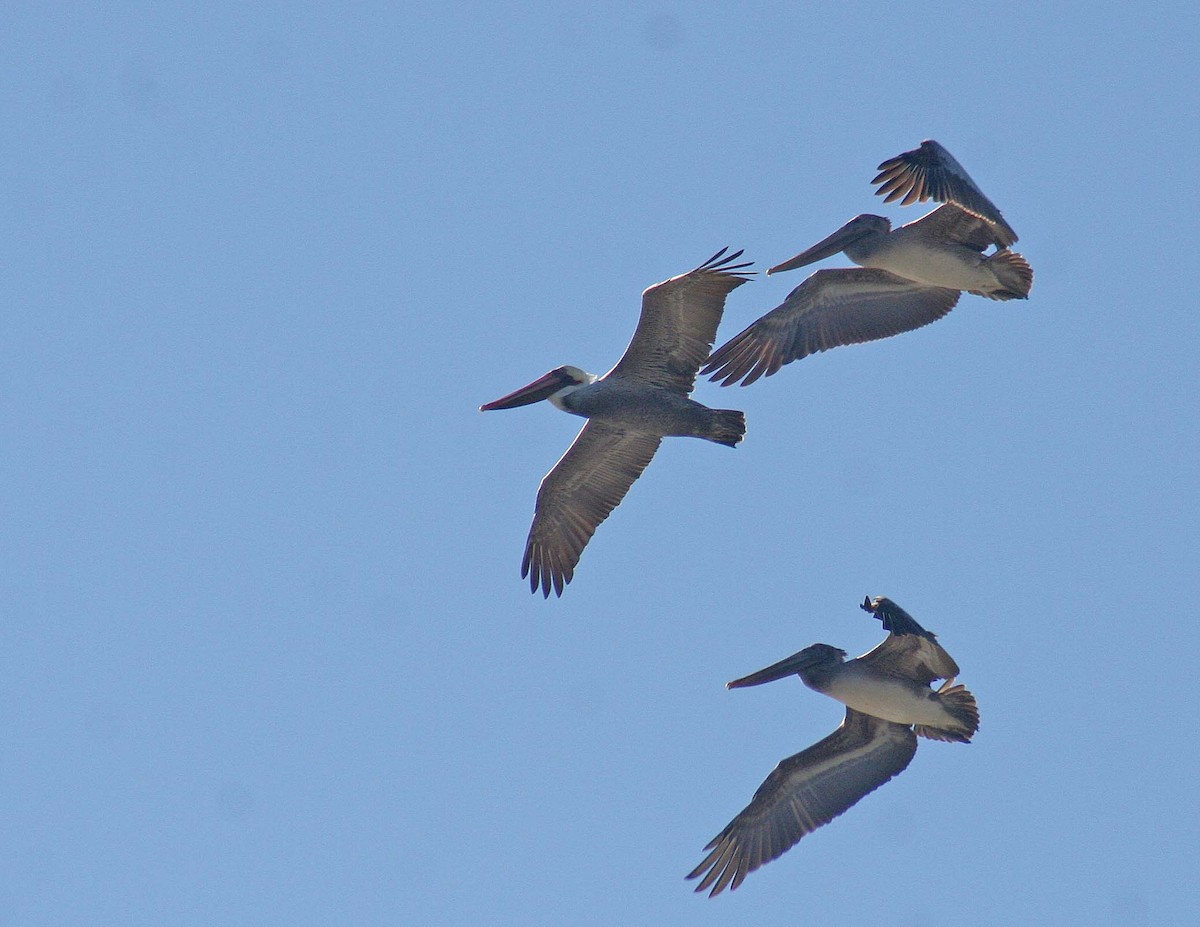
[480,369,571,411]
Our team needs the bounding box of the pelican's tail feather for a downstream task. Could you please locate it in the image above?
[977,249,1033,301]
[915,682,979,743]
[703,409,746,447]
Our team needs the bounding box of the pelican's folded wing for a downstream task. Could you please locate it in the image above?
[859,596,960,683]
[873,139,1018,247]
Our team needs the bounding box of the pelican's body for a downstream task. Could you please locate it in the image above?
[771,206,1032,301]
[705,141,1031,385]
[548,375,737,438]
[688,596,979,897]
[852,215,987,288]
[856,214,988,286]
[818,658,967,730]
[481,249,752,597]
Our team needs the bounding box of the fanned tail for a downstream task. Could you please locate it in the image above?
[915,681,979,743]
[976,249,1033,301]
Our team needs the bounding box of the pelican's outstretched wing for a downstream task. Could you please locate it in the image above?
[608,248,753,393]
[703,268,960,386]
[688,709,917,896]
[521,421,661,597]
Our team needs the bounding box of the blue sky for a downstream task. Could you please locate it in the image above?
[3,3,1196,925]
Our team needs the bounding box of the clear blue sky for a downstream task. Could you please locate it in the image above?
[3,3,1196,925]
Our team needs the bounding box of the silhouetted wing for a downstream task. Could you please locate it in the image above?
[521,421,661,597]
[859,597,960,683]
[607,248,753,393]
[688,709,917,896]
[703,268,960,386]
[873,139,1018,247]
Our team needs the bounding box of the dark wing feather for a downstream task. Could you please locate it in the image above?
[687,709,917,896]
[607,249,753,393]
[521,421,661,597]
[872,139,1018,247]
[703,268,960,386]
[859,598,959,683]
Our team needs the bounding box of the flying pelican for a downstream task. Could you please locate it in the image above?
[687,595,979,897]
[480,249,752,598]
[703,140,1032,386]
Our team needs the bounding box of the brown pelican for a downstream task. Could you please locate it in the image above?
[703,140,1031,385]
[480,249,752,597]
[768,139,1031,294]
[688,596,979,897]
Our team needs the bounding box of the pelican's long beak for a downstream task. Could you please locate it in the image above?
[480,369,572,411]
[767,220,872,275]
[726,649,814,689]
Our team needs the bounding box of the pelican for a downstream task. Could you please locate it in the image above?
[480,249,752,598]
[688,596,979,897]
[769,139,1031,294]
[703,140,1031,385]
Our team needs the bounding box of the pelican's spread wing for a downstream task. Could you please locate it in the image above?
[703,268,960,386]
[859,597,960,684]
[521,421,661,597]
[688,709,917,896]
[607,248,753,393]
[873,139,1018,247]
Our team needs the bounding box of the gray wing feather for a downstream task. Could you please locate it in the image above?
[703,268,960,386]
[607,249,753,393]
[521,421,661,597]
[859,633,960,685]
[903,203,1003,252]
[688,709,917,896]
